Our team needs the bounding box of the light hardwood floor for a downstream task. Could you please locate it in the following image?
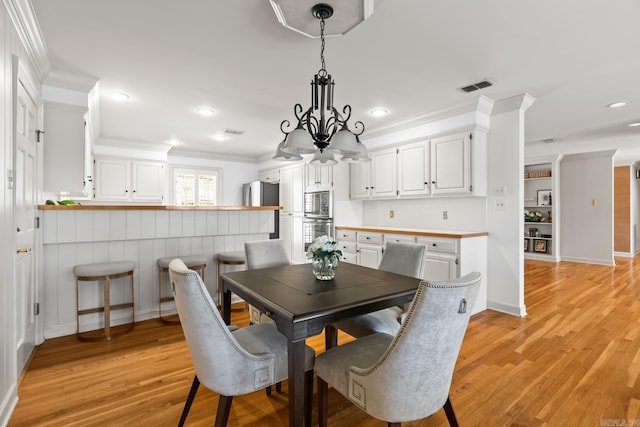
[9,258,640,426]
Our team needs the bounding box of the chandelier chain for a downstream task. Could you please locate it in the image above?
[319,17,327,77]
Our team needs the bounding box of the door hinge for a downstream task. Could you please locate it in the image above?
[455,258,459,265]
[469,133,473,141]
[34,302,40,316]
[36,130,45,142]
[469,185,473,192]
[34,216,40,229]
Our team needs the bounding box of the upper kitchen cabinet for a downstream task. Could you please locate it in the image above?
[430,132,471,195]
[397,140,430,197]
[350,130,485,200]
[43,103,90,197]
[94,158,165,202]
[305,163,333,191]
[349,147,396,199]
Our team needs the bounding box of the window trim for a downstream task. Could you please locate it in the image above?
[169,164,223,206]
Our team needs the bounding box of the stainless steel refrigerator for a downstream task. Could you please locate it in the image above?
[242,181,279,239]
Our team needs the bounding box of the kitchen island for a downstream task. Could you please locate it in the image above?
[39,205,280,338]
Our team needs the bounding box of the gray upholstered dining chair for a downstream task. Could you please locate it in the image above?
[168,259,315,427]
[244,239,290,325]
[327,241,425,348]
[316,271,481,427]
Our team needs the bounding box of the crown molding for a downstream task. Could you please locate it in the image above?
[169,148,259,164]
[492,93,536,115]
[365,95,495,140]
[44,69,98,92]
[3,0,51,82]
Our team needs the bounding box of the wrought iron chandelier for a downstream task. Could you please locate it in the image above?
[274,3,370,165]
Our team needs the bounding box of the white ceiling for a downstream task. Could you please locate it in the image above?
[31,0,640,162]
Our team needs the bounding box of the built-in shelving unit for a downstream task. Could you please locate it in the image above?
[524,157,561,261]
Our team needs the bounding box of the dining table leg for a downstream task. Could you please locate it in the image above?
[288,338,307,427]
[221,283,231,325]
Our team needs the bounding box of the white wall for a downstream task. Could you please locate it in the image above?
[361,197,486,231]
[560,151,616,265]
[0,2,44,423]
[634,163,640,254]
[486,94,535,317]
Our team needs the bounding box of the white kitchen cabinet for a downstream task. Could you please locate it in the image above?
[305,164,333,191]
[357,231,384,268]
[336,229,357,264]
[358,244,383,269]
[350,131,478,200]
[43,102,88,195]
[94,159,165,202]
[259,168,280,183]
[349,147,396,199]
[350,161,371,200]
[430,132,471,195]
[370,148,397,199]
[278,163,306,263]
[397,140,430,197]
[418,236,459,281]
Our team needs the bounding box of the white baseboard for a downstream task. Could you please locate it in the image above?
[561,256,615,266]
[44,308,162,339]
[487,300,527,317]
[0,382,18,427]
[614,251,633,258]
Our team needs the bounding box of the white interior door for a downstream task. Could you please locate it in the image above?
[15,75,39,375]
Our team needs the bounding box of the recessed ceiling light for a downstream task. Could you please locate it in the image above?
[369,108,389,117]
[607,101,628,108]
[197,107,216,117]
[629,122,640,127]
[212,134,229,142]
[166,139,183,146]
[108,91,130,101]
[541,138,560,143]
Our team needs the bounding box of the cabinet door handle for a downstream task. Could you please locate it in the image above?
[432,181,436,184]
[432,243,437,247]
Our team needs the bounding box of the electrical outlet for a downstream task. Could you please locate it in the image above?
[495,185,506,196]
[443,210,448,220]
[494,199,505,211]
[389,210,394,218]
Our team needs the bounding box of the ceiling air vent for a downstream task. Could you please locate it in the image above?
[224,128,245,135]
[459,79,495,93]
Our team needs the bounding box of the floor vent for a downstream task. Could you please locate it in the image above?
[459,79,495,93]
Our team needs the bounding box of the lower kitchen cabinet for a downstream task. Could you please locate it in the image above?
[334,226,488,314]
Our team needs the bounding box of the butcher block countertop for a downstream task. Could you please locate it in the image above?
[38,205,282,211]
[335,225,488,239]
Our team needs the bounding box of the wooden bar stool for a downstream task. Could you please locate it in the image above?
[157,256,208,324]
[74,261,135,342]
[216,251,246,310]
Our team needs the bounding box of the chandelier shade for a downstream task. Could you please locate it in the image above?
[309,149,338,166]
[276,3,369,163]
[341,136,370,162]
[273,139,303,161]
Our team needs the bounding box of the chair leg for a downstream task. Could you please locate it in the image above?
[276,381,282,393]
[304,369,314,427]
[387,423,401,427]
[214,395,233,427]
[324,324,338,350]
[317,377,328,427]
[443,396,459,427]
[178,375,200,427]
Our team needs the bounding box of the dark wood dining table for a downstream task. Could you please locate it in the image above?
[220,262,421,427]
